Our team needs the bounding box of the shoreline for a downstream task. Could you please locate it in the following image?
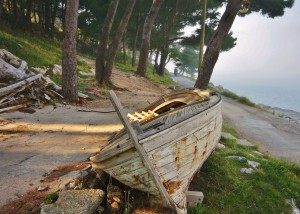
[214,84,300,127]
[259,104,300,126]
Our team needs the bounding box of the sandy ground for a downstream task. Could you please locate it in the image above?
[173,75,300,164]
[0,67,171,209]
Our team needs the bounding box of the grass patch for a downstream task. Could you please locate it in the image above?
[189,127,300,214]
[209,85,258,108]
[115,63,175,86]
[0,25,62,67]
[43,192,59,204]
[222,124,240,138]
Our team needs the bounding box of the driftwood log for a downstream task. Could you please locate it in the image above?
[0,58,29,83]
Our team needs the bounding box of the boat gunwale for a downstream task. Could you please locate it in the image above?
[94,96,222,163]
[110,92,222,142]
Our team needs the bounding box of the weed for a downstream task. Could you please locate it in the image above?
[189,126,300,214]
[43,192,59,204]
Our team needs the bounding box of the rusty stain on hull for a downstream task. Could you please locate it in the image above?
[163,180,182,195]
[90,89,223,212]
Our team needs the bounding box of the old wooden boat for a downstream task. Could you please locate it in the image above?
[90,89,222,213]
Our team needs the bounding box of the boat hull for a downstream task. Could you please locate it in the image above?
[91,95,222,209]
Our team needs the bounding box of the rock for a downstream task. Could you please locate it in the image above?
[221,132,237,140]
[107,185,124,213]
[216,143,226,149]
[287,199,300,214]
[50,170,89,191]
[253,151,264,156]
[240,168,255,174]
[79,71,94,76]
[247,160,260,168]
[31,67,48,75]
[38,185,49,191]
[52,64,62,75]
[226,156,246,161]
[41,189,105,214]
[236,139,254,147]
[186,191,204,207]
[216,85,225,92]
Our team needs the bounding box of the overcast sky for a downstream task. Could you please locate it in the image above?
[212,1,300,92]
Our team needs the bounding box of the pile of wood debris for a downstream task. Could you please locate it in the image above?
[0,49,88,113]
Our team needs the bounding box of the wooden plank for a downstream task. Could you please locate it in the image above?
[0,74,42,96]
[141,103,221,153]
[109,90,176,210]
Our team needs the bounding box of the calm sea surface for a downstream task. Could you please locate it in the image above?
[212,80,300,113]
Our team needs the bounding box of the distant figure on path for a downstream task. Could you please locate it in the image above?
[174,67,178,76]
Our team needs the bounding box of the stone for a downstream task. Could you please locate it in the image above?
[287,199,300,214]
[52,64,62,75]
[221,132,237,140]
[216,143,226,149]
[79,71,94,76]
[253,151,264,156]
[247,160,260,168]
[107,185,124,213]
[40,189,105,214]
[236,139,254,147]
[240,168,255,174]
[50,170,89,191]
[226,156,246,161]
[186,191,204,207]
[31,67,48,75]
[38,185,48,191]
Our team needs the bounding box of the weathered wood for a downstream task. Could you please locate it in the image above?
[0,74,42,96]
[0,103,29,113]
[91,90,222,213]
[0,58,28,82]
[109,90,176,210]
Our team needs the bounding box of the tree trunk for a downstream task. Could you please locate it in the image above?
[153,49,159,74]
[194,0,242,89]
[44,0,51,34]
[102,0,136,86]
[136,0,164,77]
[0,0,4,21]
[51,0,59,37]
[95,0,120,84]
[62,0,79,103]
[131,14,141,67]
[198,0,206,69]
[158,45,168,76]
[122,33,127,64]
[25,0,33,25]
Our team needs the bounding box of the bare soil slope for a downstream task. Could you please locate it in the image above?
[0,67,171,210]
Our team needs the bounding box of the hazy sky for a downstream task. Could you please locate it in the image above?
[166,1,300,111]
[212,1,300,92]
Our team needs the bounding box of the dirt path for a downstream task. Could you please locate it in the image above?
[172,75,300,164]
[222,97,300,164]
[0,67,171,209]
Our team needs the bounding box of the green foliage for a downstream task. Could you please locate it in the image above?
[0,26,62,67]
[115,63,175,86]
[44,192,59,204]
[209,85,258,108]
[189,127,300,214]
[222,124,240,138]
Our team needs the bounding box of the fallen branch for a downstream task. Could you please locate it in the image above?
[0,58,28,82]
[76,109,116,113]
[0,74,42,96]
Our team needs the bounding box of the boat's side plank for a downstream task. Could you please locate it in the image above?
[155,126,220,178]
[148,118,217,160]
[142,103,221,153]
[156,120,221,181]
[109,91,176,210]
[153,111,222,206]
